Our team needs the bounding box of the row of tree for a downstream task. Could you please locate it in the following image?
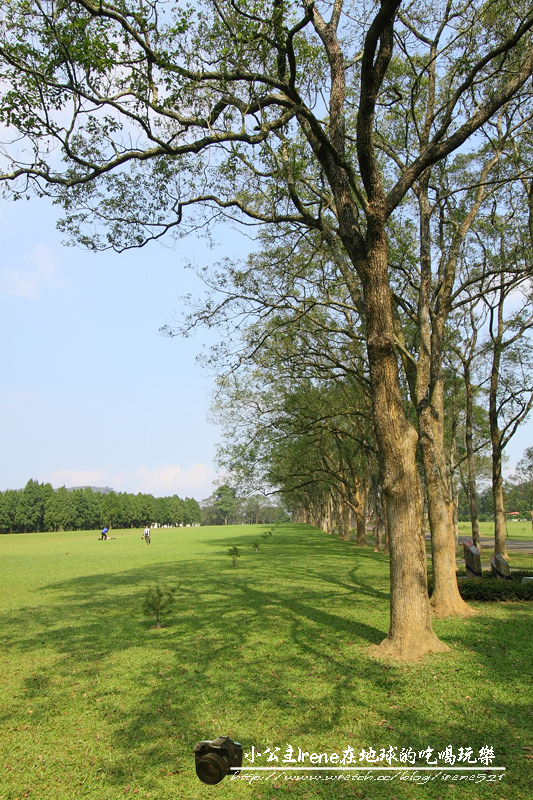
[201,484,289,526]
[0,480,201,533]
[1,0,533,658]
[457,459,533,523]
[208,299,533,544]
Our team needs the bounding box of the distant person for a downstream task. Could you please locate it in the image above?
[143,526,151,545]
[99,527,109,540]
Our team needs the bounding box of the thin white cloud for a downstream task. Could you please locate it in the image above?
[43,469,110,489]
[41,463,216,499]
[113,464,216,496]
[0,244,63,299]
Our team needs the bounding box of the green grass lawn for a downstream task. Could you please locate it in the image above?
[1,524,532,800]
[457,520,533,542]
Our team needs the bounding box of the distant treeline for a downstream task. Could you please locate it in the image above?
[457,479,533,522]
[0,479,201,533]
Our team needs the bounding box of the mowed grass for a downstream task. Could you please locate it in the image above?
[457,520,533,543]
[456,521,533,569]
[1,524,532,800]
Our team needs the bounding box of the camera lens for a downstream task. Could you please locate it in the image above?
[195,752,229,785]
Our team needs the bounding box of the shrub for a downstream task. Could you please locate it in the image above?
[228,546,241,566]
[428,571,533,601]
[142,584,177,628]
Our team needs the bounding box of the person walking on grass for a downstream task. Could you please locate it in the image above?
[143,525,151,545]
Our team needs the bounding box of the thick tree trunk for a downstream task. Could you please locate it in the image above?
[359,235,447,659]
[309,0,446,658]
[355,512,367,545]
[415,177,471,617]
[374,518,384,552]
[371,472,384,551]
[354,475,368,545]
[419,401,473,617]
[492,446,508,558]
[342,501,351,541]
[322,498,335,535]
[335,496,345,538]
[378,422,446,658]
[327,497,335,534]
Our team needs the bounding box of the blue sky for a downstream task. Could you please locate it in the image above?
[0,195,244,500]
[1,195,531,501]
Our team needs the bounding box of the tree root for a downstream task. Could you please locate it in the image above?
[371,632,450,662]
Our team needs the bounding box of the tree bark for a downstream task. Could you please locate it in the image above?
[354,475,368,545]
[308,0,447,657]
[420,400,473,616]
[492,444,509,558]
[358,233,448,658]
[374,519,384,552]
[488,296,509,558]
[370,470,384,551]
[464,362,482,551]
[342,500,351,541]
[415,176,472,617]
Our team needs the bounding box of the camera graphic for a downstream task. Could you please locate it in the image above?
[193,736,243,784]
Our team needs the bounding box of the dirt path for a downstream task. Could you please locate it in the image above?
[457,535,533,555]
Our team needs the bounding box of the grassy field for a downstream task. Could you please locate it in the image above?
[455,521,533,570]
[1,524,532,800]
[457,520,533,542]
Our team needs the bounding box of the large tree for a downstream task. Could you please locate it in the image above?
[2,0,533,657]
[14,479,49,533]
[484,274,533,558]
[446,187,533,556]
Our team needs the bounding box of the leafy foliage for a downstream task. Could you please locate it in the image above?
[429,571,533,601]
[142,584,177,628]
[227,545,241,566]
[0,481,201,533]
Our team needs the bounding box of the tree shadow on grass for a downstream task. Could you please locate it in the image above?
[2,525,532,799]
[0,556,389,796]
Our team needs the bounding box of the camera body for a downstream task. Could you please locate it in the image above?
[193,736,243,784]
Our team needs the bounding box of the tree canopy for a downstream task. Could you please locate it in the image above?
[1,0,532,244]
[0,481,201,533]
